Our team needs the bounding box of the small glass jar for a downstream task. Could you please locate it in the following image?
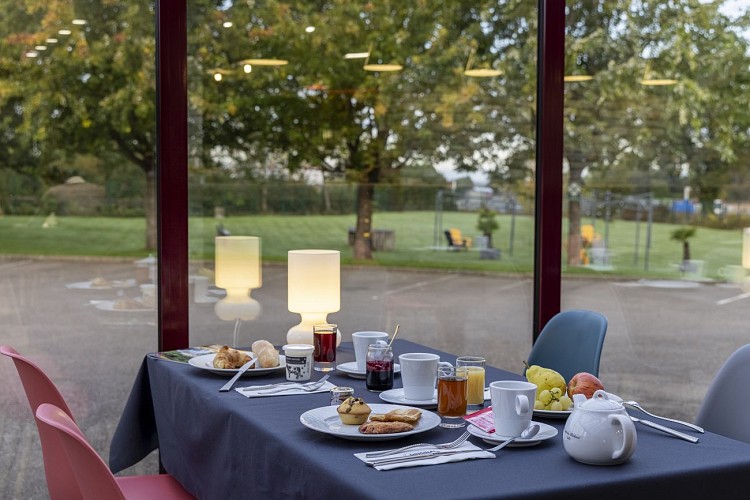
[365,342,394,392]
[330,386,355,406]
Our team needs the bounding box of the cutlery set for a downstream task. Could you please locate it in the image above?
[234,374,331,394]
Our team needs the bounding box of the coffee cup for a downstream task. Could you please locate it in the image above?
[351,331,389,372]
[398,353,451,400]
[490,380,537,437]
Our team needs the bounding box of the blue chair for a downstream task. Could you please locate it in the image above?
[695,344,750,444]
[525,309,608,383]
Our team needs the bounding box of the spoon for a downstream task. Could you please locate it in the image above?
[388,324,400,348]
[488,423,540,452]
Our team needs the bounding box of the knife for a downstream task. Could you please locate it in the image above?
[631,416,699,443]
[366,449,471,466]
[219,358,256,392]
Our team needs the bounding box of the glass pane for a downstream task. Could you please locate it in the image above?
[187,3,537,373]
[563,1,750,421]
[0,2,159,495]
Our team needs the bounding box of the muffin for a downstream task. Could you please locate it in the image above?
[337,397,372,425]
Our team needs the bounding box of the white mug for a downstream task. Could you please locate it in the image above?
[351,331,389,372]
[398,353,451,400]
[490,380,537,437]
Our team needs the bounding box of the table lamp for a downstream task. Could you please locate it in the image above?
[287,249,341,345]
[214,236,262,346]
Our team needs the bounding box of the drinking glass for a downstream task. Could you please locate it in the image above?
[456,356,485,409]
[313,323,337,371]
[437,365,468,428]
[365,343,394,392]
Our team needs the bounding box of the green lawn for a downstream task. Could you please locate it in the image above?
[0,212,744,279]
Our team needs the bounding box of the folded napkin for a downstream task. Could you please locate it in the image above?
[236,381,336,398]
[354,442,495,471]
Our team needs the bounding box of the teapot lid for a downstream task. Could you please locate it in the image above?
[576,390,623,410]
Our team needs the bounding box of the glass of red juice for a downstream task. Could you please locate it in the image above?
[313,323,337,371]
[366,343,394,392]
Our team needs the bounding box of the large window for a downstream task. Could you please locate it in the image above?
[563,1,750,421]
[185,1,539,369]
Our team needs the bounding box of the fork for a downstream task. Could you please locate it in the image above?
[364,430,470,458]
[257,374,329,395]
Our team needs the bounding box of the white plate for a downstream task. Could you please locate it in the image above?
[467,422,558,447]
[335,361,401,379]
[379,388,438,408]
[188,353,286,376]
[92,300,154,312]
[300,404,441,441]
[68,279,136,290]
[533,409,572,419]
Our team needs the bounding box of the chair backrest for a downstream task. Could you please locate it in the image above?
[525,309,608,383]
[695,344,750,444]
[35,403,126,500]
[1,345,81,500]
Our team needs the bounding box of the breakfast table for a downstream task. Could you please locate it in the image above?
[110,340,750,499]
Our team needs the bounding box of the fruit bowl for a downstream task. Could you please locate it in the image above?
[533,408,572,419]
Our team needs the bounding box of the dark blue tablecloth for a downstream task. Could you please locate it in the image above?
[110,340,750,500]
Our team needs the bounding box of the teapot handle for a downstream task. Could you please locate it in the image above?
[608,414,637,461]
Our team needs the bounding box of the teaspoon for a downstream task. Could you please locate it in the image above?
[488,423,541,452]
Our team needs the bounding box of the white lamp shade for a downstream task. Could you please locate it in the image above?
[288,250,340,314]
[743,228,750,269]
[215,236,261,290]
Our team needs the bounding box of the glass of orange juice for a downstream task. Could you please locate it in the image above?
[456,356,486,409]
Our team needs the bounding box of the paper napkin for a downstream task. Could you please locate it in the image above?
[355,442,495,470]
[236,381,336,398]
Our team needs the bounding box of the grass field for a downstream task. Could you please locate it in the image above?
[0,212,744,279]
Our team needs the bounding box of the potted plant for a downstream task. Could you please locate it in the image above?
[477,207,500,249]
[670,226,698,273]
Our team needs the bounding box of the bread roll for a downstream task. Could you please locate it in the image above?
[251,340,275,354]
[251,339,279,368]
[257,348,280,368]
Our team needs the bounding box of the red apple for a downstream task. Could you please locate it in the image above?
[567,372,604,399]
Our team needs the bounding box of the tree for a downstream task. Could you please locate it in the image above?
[476,207,499,249]
[1,0,159,248]
[670,226,697,263]
[189,0,538,259]
[556,0,750,266]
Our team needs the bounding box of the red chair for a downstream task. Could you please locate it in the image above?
[36,403,194,499]
[1,345,80,500]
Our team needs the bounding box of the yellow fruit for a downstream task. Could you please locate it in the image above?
[525,365,567,397]
[534,400,544,410]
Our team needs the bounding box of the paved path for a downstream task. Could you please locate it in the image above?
[1,258,747,498]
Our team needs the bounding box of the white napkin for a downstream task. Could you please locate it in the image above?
[355,442,495,470]
[235,381,336,398]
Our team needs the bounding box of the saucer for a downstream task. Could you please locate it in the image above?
[379,388,438,408]
[335,361,401,379]
[467,422,558,447]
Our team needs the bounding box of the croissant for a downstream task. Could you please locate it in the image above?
[213,346,251,369]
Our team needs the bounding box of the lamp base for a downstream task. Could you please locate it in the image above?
[287,313,342,346]
[214,290,261,322]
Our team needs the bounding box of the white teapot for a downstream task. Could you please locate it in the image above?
[563,389,637,465]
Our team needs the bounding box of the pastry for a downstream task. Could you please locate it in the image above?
[358,421,415,434]
[213,346,252,369]
[337,397,372,425]
[251,340,280,368]
[369,408,422,424]
[112,297,145,310]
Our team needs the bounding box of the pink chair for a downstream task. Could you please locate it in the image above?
[1,345,80,500]
[36,403,194,499]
